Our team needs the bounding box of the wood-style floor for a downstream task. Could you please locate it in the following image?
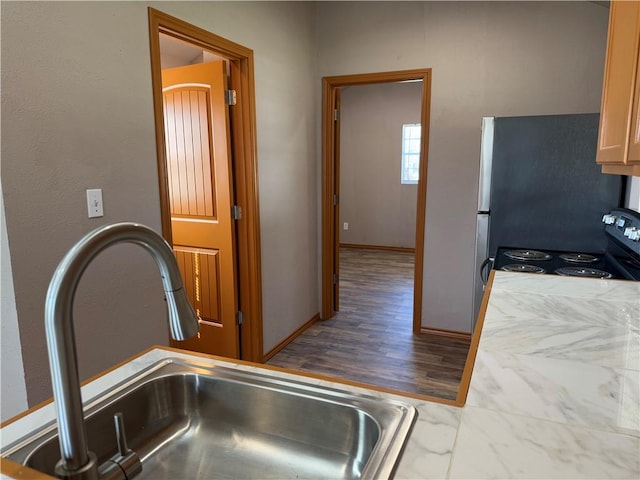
[267,247,471,400]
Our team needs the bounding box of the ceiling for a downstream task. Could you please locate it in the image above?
[159,33,224,69]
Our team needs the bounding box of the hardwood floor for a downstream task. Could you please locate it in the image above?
[267,247,471,400]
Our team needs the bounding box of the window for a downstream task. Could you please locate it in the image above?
[401,123,421,184]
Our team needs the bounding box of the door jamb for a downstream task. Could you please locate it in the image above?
[321,69,432,334]
[148,7,264,361]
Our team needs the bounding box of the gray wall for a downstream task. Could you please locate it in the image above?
[0,0,624,409]
[340,82,422,249]
[1,1,318,405]
[316,1,610,333]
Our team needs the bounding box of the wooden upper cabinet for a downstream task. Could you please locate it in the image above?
[597,1,640,175]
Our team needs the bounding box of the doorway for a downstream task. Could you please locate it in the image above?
[148,8,264,362]
[322,69,432,333]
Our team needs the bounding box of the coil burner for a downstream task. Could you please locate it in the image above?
[559,253,599,264]
[555,267,613,279]
[490,209,640,281]
[501,264,546,274]
[504,250,552,262]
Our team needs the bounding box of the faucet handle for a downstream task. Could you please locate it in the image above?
[97,413,142,480]
[113,413,131,456]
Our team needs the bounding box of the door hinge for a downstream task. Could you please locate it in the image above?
[334,108,339,121]
[232,205,242,220]
[333,194,339,206]
[225,89,237,106]
[333,274,339,285]
[236,311,244,325]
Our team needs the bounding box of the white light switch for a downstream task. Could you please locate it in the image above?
[86,189,104,218]
[343,222,349,230]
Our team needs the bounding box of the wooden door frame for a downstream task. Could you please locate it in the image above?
[148,8,264,362]
[322,69,432,334]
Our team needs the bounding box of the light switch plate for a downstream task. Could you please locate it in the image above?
[86,189,104,218]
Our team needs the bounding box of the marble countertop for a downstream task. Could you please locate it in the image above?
[1,271,639,479]
[455,271,640,479]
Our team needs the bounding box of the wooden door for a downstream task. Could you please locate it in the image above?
[162,61,239,358]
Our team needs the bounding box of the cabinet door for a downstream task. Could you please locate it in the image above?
[628,44,640,163]
[597,1,640,165]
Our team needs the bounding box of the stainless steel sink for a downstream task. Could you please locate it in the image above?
[3,358,416,479]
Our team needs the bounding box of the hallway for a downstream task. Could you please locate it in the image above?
[267,247,470,400]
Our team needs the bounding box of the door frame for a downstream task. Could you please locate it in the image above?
[148,8,264,362]
[321,69,432,333]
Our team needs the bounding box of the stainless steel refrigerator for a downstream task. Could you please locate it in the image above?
[472,114,624,324]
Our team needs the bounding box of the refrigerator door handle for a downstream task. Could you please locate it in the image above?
[477,117,495,212]
[473,212,490,328]
[480,257,494,287]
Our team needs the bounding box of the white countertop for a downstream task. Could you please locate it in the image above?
[454,271,640,479]
[2,271,639,479]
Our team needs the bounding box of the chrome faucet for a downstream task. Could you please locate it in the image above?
[44,222,199,480]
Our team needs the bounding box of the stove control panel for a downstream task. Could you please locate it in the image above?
[604,208,640,255]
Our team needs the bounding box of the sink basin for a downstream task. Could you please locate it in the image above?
[3,358,416,479]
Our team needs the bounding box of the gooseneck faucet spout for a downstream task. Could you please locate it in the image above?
[44,223,199,480]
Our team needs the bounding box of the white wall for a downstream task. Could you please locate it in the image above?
[1,1,318,405]
[0,185,28,421]
[316,1,609,333]
[340,82,422,249]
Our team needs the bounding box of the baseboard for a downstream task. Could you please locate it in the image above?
[262,313,320,362]
[340,243,415,254]
[420,327,472,341]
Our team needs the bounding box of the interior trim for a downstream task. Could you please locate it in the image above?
[321,69,432,336]
[262,313,320,362]
[148,8,264,362]
[455,270,495,405]
[419,327,472,341]
[340,243,415,254]
[0,458,45,479]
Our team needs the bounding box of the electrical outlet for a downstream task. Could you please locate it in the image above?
[86,189,104,218]
[343,222,349,230]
